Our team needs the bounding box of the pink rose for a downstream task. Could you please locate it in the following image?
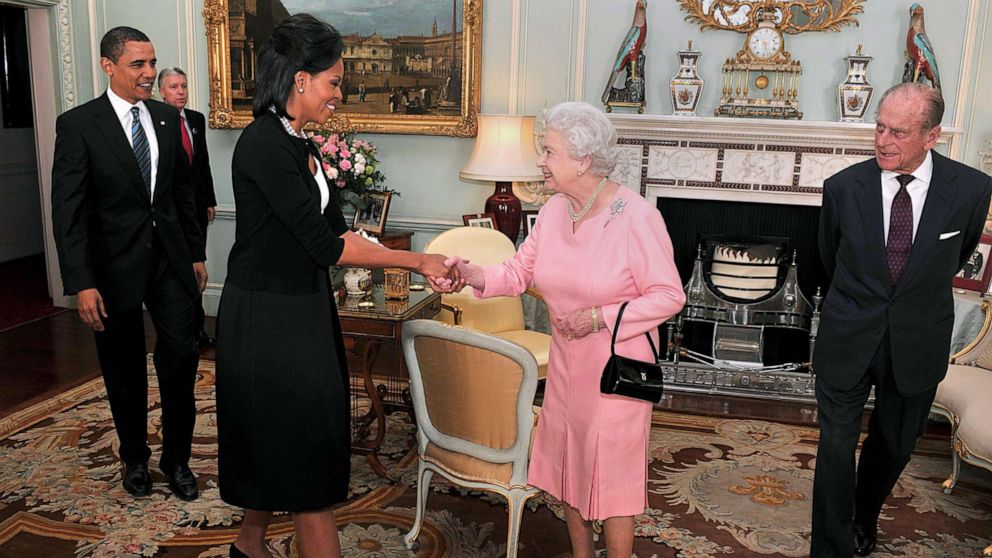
[336,179,346,188]
[339,159,353,171]
[339,149,351,159]
[322,162,332,174]
[312,134,325,143]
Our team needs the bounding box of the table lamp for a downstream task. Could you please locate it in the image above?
[460,114,544,242]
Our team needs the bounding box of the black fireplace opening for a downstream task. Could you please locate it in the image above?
[657,197,829,300]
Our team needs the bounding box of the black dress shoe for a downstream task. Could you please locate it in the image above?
[854,522,878,556]
[229,543,249,558]
[122,462,152,497]
[198,331,216,347]
[162,463,199,501]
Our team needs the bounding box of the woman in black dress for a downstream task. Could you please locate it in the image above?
[215,14,455,558]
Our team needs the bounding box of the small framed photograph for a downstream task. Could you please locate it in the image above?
[954,235,992,292]
[462,212,496,229]
[353,191,392,235]
[522,210,539,238]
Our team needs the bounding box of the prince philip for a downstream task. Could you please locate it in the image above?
[811,82,992,556]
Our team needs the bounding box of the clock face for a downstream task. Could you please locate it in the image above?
[747,28,781,60]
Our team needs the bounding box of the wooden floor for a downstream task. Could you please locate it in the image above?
[0,310,820,425]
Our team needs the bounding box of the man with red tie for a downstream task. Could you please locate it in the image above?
[159,68,217,347]
[811,83,992,556]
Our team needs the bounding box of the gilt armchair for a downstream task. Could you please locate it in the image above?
[424,226,550,379]
[401,319,541,557]
[932,296,992,557]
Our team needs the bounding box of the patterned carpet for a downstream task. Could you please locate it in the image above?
[0,359,989,557]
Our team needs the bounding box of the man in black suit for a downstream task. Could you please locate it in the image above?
[812,83,992,556]
[158,67,217,347]
[52,27,206,501]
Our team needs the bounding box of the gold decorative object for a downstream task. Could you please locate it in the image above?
[202,0,483,137]
[678,0,865,120]
[384,268,411,300]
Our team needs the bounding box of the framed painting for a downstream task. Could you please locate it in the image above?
[462,212,495,228]
[203,0,482,136]
[954,235,992,293]
[353,191,393,235]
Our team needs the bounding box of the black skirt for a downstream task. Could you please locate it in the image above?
[215,279,350,511]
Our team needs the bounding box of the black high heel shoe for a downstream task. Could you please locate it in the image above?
[230,543,250,558]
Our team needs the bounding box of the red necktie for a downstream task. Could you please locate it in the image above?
[886,174,915,285]
[180,114,193,167]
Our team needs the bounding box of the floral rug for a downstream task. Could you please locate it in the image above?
[0,359,989,557]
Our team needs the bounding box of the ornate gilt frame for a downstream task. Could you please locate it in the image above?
[202,0,482,136]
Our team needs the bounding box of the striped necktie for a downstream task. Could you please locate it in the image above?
[130,106,151,196]
[886,174,915,285]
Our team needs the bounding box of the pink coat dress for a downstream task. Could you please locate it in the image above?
[477,186,685,520]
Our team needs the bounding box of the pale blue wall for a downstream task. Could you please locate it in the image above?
[48,0,992,312]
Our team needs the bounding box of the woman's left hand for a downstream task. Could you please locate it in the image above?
[556,307,599,342]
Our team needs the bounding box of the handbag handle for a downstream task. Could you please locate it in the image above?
[609,301,660,360]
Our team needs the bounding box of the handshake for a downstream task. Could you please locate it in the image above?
[420,255,480,294]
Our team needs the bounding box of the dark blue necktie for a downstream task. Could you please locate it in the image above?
[886,174,915,285]
[130,107,151,196]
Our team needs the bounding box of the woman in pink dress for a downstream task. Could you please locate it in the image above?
[437,102,685,556]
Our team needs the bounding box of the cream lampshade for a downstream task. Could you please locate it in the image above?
[460,114,544,242]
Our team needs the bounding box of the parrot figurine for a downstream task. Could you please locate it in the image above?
[601,0,648,105]
[905,3,941,90]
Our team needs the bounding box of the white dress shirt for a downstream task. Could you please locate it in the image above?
[107,87,159,198]
[882,150,933,244]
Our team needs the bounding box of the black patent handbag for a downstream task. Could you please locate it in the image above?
[599,301,665,403]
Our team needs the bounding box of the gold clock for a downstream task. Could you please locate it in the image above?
[678,0,865,120]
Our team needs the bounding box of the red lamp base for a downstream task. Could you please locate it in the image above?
[484,181,521,243]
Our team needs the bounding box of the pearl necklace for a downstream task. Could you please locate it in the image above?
[567,177,609,222]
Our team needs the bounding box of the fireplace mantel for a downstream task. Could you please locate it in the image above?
[607,114,963,207]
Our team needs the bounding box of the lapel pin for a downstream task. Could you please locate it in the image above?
[192,128,198,135]
[159,120,165,126]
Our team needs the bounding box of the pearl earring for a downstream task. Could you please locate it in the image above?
[577,170,584,176]
[297,87,304,93]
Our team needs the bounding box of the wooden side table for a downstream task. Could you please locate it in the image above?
[337,285,440,480]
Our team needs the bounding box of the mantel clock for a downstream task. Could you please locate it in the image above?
[678,0,865,120]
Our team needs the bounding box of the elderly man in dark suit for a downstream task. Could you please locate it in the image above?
[812,82,992,556]
[52,27,206,501]
[158,67,217,347]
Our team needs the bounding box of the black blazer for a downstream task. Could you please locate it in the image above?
[52,94,205,311]
[814,152,992,396]
[184,109,216,209]
[226,111,350,295]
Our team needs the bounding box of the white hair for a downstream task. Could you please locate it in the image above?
[544,101,618,177]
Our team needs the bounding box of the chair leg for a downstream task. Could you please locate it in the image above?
[942,436,962,495]
[505,489,530,558]
[404,462,434,550]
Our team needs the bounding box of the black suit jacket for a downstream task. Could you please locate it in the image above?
[52,94,206,311]
[814,152,992,396]
[183,109,216,210]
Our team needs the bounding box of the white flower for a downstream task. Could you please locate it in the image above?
[326,167,339,179]
[354,163,366,175]
[355,153,367,164]
[356,229,381,244]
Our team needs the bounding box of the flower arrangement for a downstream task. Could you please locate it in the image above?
[308,130,393,211]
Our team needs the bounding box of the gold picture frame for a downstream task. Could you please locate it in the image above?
[203,0,482,136]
